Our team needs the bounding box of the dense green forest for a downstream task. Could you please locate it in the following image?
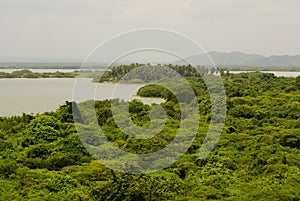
[97,63,300,83]
[97,63,220,83]
[0,66,300,200]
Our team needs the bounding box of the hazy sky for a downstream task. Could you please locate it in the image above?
[0,0,300,61]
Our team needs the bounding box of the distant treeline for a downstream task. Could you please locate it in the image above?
[222,65,300,71]
[0,69,104,79]
[0,69,77,78]
[1,62,299,71]
[2,64,300,80]
[97,63,227,83]
[0,63,106,69]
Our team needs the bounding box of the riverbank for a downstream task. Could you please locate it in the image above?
[0,69,104,79]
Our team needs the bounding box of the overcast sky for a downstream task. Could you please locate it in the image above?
[0,0,300,61]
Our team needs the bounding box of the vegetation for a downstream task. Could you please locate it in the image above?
[0,69,103,79]
[0,66,300,200]
[221,65,300,72]
[97,63,216,83]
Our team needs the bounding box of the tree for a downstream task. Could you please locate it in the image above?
[296,75,300,89]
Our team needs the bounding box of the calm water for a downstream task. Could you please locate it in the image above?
[0,78,164,116]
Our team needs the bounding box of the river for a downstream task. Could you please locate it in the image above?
[0,78,164,116]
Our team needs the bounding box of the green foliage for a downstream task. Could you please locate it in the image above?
[0,69,79,78]
[0,69,101,79]
[97,63,214,83]
[90,171,181,201]
[296,75,300,88]
[0,70,300,200]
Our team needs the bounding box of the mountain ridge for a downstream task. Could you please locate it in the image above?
[174,51,300,67]
[2,51,300,67]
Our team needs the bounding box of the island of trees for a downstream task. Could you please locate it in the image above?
[0,69,103,79]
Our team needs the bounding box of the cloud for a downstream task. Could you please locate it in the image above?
[0,0,299,60]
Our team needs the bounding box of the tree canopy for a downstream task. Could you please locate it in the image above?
[0,68,299,200]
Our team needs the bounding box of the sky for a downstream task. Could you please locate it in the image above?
[0,0,300,62]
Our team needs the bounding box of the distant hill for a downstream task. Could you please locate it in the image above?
[174,51,300,67]
[2,52,300,68]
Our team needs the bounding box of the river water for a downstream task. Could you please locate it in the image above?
[0,78,164,116]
